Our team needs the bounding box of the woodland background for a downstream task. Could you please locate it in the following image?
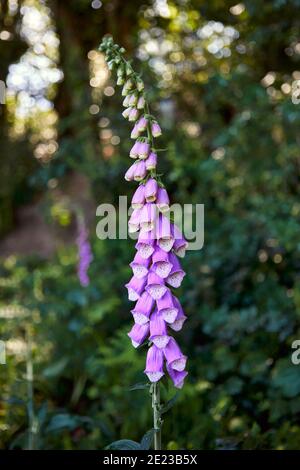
[1,0,300,450]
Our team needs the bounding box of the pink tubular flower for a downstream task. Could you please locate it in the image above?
[145,271,167,300]
[101,38,189,389]
[129,141,141,158]
[157,214,174,252]
[138,141,150,159]
[145,178,158,202]
[171,224,189,258]
[166,364,188,389]
[135,229,156,259]
[133,160,147,181]
[151,246,173,279]
[156,187,170,212]
[166,252,186,288]
[169,298,187,332]
[131,124,139,139]
[131,184,145,209]
[125,275,147,301]
[150,310,170,348]
[125,163,136,181]
[140,203,157,232]
[130,252,150,279]
[137,96,145,109]
[151,121,162,137]
[145,345,164,382]
[122,107,131,119]
[128,323,150,348]
[156,290,179,324]
[163,337,187,372]
[131,291,154,325]
[128,107,139,121]
[128,208,142,233]
[128,93,138,107]
[145,152,157,170]
[136,116,148,133]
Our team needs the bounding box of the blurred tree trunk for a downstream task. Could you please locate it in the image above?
[0,1,32,235]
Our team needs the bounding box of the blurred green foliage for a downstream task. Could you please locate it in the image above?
[1,0,300,450]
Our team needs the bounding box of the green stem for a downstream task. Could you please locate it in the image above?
[26,326,36,450]
[151,382,162,450]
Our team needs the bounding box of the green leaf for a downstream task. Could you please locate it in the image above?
[128,382,150,391]
[43,357,69,378]
[106,439,141,450]
[140,428,155,450]
[161,393,179,415]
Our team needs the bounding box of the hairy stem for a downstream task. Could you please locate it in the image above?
[151,382,162,450]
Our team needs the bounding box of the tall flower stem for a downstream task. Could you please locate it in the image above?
[151,382,162,450]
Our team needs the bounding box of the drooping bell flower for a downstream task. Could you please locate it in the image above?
[140,203,157,232]
[163,337,187,372]
[156,187,170,212]
[151,246,173,279]
[137,141,150,159]
[133,160,146,181]
[156,290,179,324]
[145,152,157,171]
[171,224,189,258]
[128,208,142,233]
[129,141,141,158]
[125,275,147,301]
[166,252,186,288]
[149,309,170,348]
[125,162,137,181]
[137,96,145,109]
[135,229,156,259]
[129,252,150,279]
[145,271,167,300]
[122,78,134,95]
[144,345,164,382]
[169,298,187,332]
[136,116,148,133]
[131,291,154,325]
[122,107,131,119]
[157,213,174,252]
[166,364,188,389]
[128,323,150,348]
[131,124,139,139]
[151,121,162,137]
[131,184,145,209]
[145,178,158,202]
[123,95,131,107]
[128,107,139,122]
[128,93,138,107]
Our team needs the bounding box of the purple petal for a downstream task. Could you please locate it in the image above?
[145,178,158,202]
[125,275,147,301]
[144,345,164,382]
[163,337,187,371]
[131,184,145,209]
[128,323,149,348]
[156,188,170,212]
[131,292,154,324]
[145,271,167,300]
[149,310,170,348]
[167,364,188,389]
[129,252,150,278]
